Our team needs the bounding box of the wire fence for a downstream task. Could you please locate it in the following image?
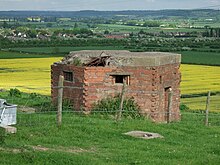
[3,110,219,128]
[0,85,220,128]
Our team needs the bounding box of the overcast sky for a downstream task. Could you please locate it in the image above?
[0,0,220,11]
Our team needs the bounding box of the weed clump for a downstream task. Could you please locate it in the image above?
[9,88,21,97]
[180,103,190,111]
[92,96,141,119]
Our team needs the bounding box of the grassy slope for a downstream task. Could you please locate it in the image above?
[1,113,220,165]
[181,95,220,111]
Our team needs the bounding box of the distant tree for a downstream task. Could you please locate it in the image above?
[2,21,8,28]
[204,25,210,29]
[218,28,220,38]
[138,29,145,34]
[210,28,214,37]
[129,32,134,37]
[46,23,53,28]
[126,20,137,26]
[74,23,78,29]
[143,21,160,27]
[37,29,49,36]
[104,30,110,34]
[27,29,37,38]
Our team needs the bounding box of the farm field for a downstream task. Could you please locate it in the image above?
[0,57,62,95]
[1,56,219,94]
[181,51,220,66]
[0,51,62,59]
[181,95,220,112]
[5,48,220,66]
[5,46,124,54]
[95,24,146,33]
[0,56,220,112]
[96,24,205,33]
[180,64,220,95]
[1,57,219,96]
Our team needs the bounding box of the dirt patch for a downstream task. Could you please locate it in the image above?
[0,147,26,153]
[32,145,95,153]
[0,145,95,154]
[18,106,36,113]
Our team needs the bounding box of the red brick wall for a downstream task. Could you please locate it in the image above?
[51,63,181,122]
[153,64,181,122]
[51,64,84,110]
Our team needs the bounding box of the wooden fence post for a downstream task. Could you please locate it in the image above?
[167,88,173,123]
[205,91,211,126]
[57,75,64,128]
[116,80,126,121]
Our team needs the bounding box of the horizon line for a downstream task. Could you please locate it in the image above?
[0,8,218,12]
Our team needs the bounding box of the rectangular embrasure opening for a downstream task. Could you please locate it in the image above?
[63,71,73,82]
[112,75,130,85]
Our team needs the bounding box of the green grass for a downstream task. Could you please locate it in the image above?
[181,95,220,112]
[2,48,220,66]
[4,46,124,55]
[180,51,220,66]
[0,51,62,59]
[95,24,205,33]
[0,90,53,112]
[3,47,220,66]
[194,21,220,28]
[96,24,146,33]
[1,112,220,164]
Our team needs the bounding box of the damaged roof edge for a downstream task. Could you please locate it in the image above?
[55,50,181,67]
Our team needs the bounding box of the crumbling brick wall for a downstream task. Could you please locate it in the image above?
[51,63,181,122]
[51,64,84,110]
[51,50,181,122]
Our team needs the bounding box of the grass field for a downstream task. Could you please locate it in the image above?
[181,51,220,66]
[0,51,62,59]
[95,24,146,33]
[1,112,220,164]
[181,95,220,112]
[4,46,124,55]
[5,48,220,66]
[96,24,205,33]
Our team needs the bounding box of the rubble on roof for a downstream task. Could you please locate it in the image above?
[54,50,181,67]
[56,51,129,67]
[84,55,111,67]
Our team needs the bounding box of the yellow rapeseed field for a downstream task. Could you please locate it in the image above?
[0,59,220,95]
[0,57,61,95]
[0,58,220,112]
[180,64,220,95]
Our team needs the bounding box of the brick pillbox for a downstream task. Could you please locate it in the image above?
[51,50,181,122]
